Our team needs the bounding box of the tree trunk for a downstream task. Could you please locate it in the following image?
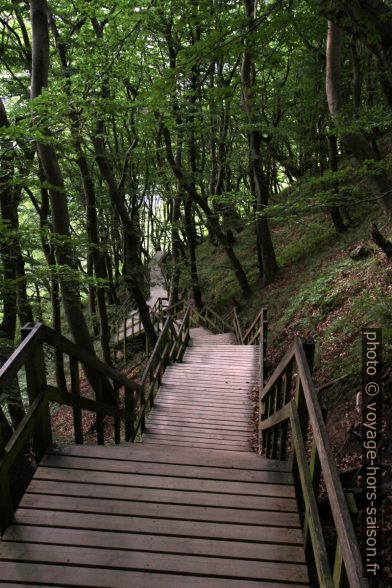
[161,123,252,299]
[0,99,26,427]
[30,0,115,404]
[93,136,157,348]
[169,187,182,307]
[241,0,278,286]
[327,134,347,232]
[326,19,392,216]
[324,0,392,106]
[184,196,203,309]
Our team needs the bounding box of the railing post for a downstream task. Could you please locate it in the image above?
[96,375,105,445]
[279,364,294,460]
[70,358,83,445]
[21,324,52,461]
[332,492,358,587]
[258,308,268,451]
[124,385,134,441]
[0,426,13,533]
[123,316,127,362]
[113,382,121,444]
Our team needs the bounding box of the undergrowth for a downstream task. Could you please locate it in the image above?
[192,203,392,384]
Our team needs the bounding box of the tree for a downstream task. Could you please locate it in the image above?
[30,0,115,402]
[325,18,392,216]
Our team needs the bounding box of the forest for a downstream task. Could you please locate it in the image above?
[0,1,392,586]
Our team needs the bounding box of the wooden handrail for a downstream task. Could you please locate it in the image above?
[259,336,368,588]
[202,305,232,332]
[1,301,218,533]
[0,322,143,533]
[293,340,366,588]
[0,324,43,388]
[134,308,191,440]
[39,324,141,392]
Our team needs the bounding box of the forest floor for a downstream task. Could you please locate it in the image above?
[191,203,392,584]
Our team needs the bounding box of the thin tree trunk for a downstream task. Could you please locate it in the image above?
[327,134,347,232]
[169,187,182,307]
[30,0,115,403]
[0,99,26,427]
[93,136,157,348]
[241,0,278,286]
[161,123,252,299]
[326,19,392,216]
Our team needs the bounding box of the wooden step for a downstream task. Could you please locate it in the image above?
[0,444,308,587]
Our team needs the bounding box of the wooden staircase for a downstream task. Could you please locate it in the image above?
[0,444,308,587]
[144,327,258,451]
[0,304,368,587]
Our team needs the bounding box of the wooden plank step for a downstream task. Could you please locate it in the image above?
[20,494,300,527]
[48,444,287,471]
[0,562,309,587]
[156,386,255,397]
[27,479,297,510]
[152,403,253,416]
[142,434,251,450]
[147,414,251,427]
[0,543,309,583]
[147,417,251,431]
[162,372,258,381]
[33,466,295,497]
[142,438,251,451]
[163,370,258,379]
[12,509,303,543]
[41,454,292,484]
[3,526,305,561]
[147,408,252,422]
[145,426,250,442]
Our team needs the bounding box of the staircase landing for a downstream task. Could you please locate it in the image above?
[0,444,308,587]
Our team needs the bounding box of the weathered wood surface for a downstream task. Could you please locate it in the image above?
[0,321,310,586]
[0,444,309,586]
[143,327,258,451]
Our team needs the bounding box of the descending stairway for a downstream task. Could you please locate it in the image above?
[144,327,258,451]
[0,319,310,586]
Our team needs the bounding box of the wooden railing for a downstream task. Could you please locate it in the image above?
[190,305,232,334]
[114,296,170,356]
[259,337,368,588]
[0,322,141,532]
[134,308,190,439]
[242,307,268,345]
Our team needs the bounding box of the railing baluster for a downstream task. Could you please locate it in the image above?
[124,385,134,441]
[123,316,127,362]
[270,379,281,459]
[70,357,83,445]
[96,375,105,445]
[0,427,13,533]
[21,325,52,461]
[258,308,268,450]
[113,382,121,444]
